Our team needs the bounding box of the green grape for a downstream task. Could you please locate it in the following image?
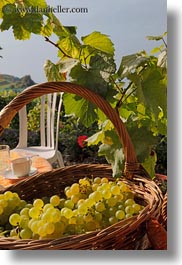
[108,207,117,216]
[20,208,30,216]
[26,203,33,209]
[101,177,109,183]
[41,211,54,223]
[19,215,29,229]
[101,189,111,199]
[69,217,77,225]
[117,204,125,211]
[70,183,80,195]
[33,199,44,209]
[95,202,105,212]
[110,185,120,195]
[84,214,93,222]
[58,198,66,208]
[132,203,141,213]
[125,213,133,219]
[93,177,101,184]
[10,228,19,238]
[92,183,99,191]
[70,194,80,204]
[20,228,32,239]
[0,199,8,208]
[115,210,125,220]
[85,221,96,231]
[94,211,102,222]
[29,207,41,219]
[54,221,65,234]
[77,204,88,215]
[29,220,39,234]
[3,191,14,200]
[114,194,124,201]
[72,209,78,216]
[106,197,117,207]
[77,199,85,206]
[79,178,91,187]
[64,186,70,193]
[125,206,134,215]
[76,215,84,225]
[120,182,131,192]
[37,225,47,237]
[64,199,74,209]
[65,189,72,198]
[9,213,21,226]
[84,198,95,207]
[52,209,61,223]
[89,191,102,202]
[124,198,135,206]
[32,233,39,240]
[101,183,110,190]
[109,216,118,225]
[44,222,55,235]
[50,195,60,206]
[61,207,73,219]
[43,203,54,212]
[19,200,27,208]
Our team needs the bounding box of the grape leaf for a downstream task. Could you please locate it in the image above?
[44,60,65,81]
[99,143,124,178]
[0,4,43,39]
[87,131,104,146]
[58,58,79,73]
[127,124,158,162]
[24,0,47,8]
[98,129,124,178]
[142,151,157,179]
[139,67,167,119]
[82,31,115,56]
[22,13,43,34]
[70,63,109,97]
[117,52,148,78]
[57,35,81,58]
[0,1,15,18]
[146,35,164,41]
[41,18,53,37]
[63,93,98,128]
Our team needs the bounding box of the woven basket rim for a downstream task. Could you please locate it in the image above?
[0,164,163,250]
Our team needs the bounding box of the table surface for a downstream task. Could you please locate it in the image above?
[0,151,52,190]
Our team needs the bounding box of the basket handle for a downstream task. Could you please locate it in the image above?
[0,82,147,179]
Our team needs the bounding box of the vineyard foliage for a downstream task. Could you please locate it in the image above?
[0,0,167,177]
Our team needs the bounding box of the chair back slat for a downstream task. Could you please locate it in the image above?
[16,106,28,148]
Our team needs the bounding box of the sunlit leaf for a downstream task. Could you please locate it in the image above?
[57,35,81,58]
[117,52,148,77]
[82,31,115,55]
[44,59,65,81]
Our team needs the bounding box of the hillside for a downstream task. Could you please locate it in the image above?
[0,74,36,92]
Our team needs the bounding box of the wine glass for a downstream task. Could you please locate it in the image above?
[0,145,10,175]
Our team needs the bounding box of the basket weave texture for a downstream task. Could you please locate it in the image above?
[0,82,164,250]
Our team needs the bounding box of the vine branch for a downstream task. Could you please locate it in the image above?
[44,37,72,58]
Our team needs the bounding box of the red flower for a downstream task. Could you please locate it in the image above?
[77,135,88,148]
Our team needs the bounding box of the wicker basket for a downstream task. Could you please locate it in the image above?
[0,82,164,250]
[161,193,167,229]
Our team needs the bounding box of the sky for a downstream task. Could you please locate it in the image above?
[0,0,167,83]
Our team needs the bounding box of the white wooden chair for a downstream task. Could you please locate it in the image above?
[13,92,65,167]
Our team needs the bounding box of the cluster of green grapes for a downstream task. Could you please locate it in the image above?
[0,177,144,240]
